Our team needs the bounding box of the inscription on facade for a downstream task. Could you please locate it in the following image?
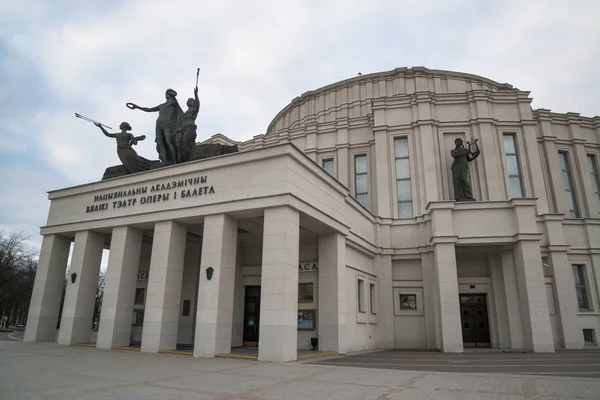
[299,262,318,272]
[85,175,214,213]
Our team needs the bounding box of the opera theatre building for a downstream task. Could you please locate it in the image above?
[24,67,600,361]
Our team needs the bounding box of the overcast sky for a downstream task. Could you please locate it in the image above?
[1,0,599,251]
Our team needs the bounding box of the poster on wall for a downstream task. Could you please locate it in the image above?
[297,309,316,330]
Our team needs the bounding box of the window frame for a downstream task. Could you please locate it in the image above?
[182,299,191,316]
[357,278,366,313]
[393,136,414,218]
[587,154,600,215]
[353,153,369,209]
[583,329,597,345]
[132,309,144,326]
[134,287,146,305]
[558,151,580,218]
[298,282,314,304]
[322,158,335,177]
[502,133,525,198]
[369,282,377,314]
[545,283,556,315]
[393,287,424,316]
[572,264,591,311]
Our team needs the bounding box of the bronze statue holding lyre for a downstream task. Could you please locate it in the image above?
[451,137,480,201]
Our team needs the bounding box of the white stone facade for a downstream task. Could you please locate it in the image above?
[24,67,600,360]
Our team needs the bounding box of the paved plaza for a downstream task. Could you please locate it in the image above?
[1,336,599,399]
[311,349,600,379]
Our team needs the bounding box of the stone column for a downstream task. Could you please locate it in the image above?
[24,235,71,342]
[421,252,438,349]
[573,139,595,217]
[536,111,566,214]
[500,251,525,349]
[141,220,187,353]
[258,206,299,362]
[432,241,463,352]
[513,240,555,352]
[409,93,440,208]
[490,255,511,348]
[318,232,347,353]
[547,250,584,349]
[472,92,503,201]
[427,201,462,352]
[194,214,238,357]
[373,127,392,218]
[376,254,394,348]
[96,226,142,349]
[519,100,550,214]
[178,241,200,345]
[305,128,317,163]
[57,231,104,345]
[336,121,350,187]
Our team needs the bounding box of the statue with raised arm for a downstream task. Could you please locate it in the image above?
[94,121,154,175]
[126,89,183,164]
[174,86,200,163]
[451,138,480,201]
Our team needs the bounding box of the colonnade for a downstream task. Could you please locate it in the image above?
[24,206,348,362]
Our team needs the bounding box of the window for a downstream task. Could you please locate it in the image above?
[545,284,556,315]
[357,279,365,312]
[394,137,413,218]
[583,329,597,345]
[134,288,145,305]
[399,294,417,310]
[572,265,590,310]
[588,155,600,214]
[369,283,377,314]
[393,288,424,315]
[182,300,191,316]
[298,282,314,304]
[132,309,144,326]
[559,152,579,218]
[322,158,334,177]
[503,134,524,198]
[354,155,369,208]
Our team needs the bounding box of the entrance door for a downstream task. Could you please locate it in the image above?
[243,286,260,347]
[460,294,491,348]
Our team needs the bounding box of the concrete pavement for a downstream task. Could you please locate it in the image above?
[311,349,600,379]
[1,340,599,399]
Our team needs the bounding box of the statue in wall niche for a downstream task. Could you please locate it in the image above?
[451,138,480,201]
[127,88,184,164]
[94,122,159,178]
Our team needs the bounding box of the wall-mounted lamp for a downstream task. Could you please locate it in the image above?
[70,272,77,284]
[206,267,214,281]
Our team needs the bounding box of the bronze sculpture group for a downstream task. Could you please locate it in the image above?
[79,70,238,180]
[126,86,199,164]
[79,72,481,196]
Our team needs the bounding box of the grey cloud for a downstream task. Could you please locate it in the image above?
[0,0,598,251]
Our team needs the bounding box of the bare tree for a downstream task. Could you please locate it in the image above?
[0,231,38,328]
[92,269,107,330]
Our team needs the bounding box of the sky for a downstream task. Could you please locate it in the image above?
[1,0,599,252]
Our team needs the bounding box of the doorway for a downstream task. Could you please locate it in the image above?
[460,294,491,348]
[242,286,261,347]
